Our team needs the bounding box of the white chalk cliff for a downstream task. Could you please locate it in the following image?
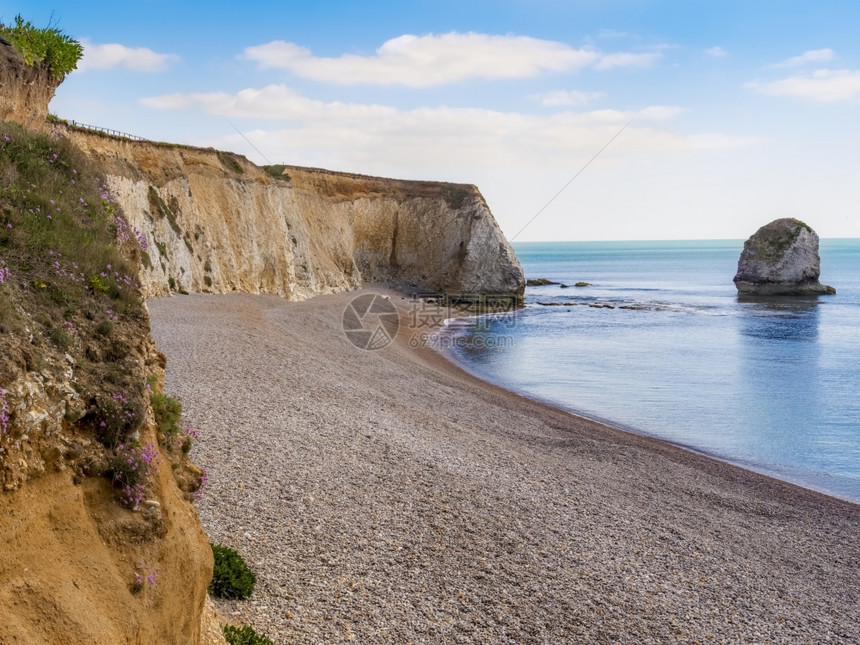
[62,127,525,302]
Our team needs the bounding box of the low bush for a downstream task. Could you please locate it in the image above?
[210,543,257,599]
[221,625,275,645]
[217,151,244,174]
[150,391,181,435]
[221,625,274,645]
[441,184,469,209]
[261,164,290,182]
[96,391,146,447]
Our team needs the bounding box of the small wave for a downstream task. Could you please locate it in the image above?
[531,299,736,316]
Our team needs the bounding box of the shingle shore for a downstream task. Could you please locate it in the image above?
[148,290,860,644]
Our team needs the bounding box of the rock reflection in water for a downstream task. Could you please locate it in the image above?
[738,297,820,342]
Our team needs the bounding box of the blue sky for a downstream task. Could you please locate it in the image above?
[10,1,860,241]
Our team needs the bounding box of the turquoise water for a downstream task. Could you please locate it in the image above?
[444,239,860,503]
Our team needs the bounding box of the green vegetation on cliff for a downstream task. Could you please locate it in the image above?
[0,121,144,392]
[0,120,165,498]
[0,14,83,79]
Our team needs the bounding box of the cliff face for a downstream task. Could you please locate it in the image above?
[61,127,525,302]
[0,41,60,131]
[0,359,212,645]
[1,119,215,643]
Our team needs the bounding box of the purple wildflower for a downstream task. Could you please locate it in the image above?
[0,389,9,434]
[133,226,148,251]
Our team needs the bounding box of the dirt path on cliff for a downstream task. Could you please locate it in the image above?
[148,290,860,645]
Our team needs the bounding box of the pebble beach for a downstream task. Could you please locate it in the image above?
[148,290,860,644]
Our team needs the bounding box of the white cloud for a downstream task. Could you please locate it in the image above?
[685,133,763,149]
[78,39,179,72]
[704,46,727,58]
[747,69,860,102]
[597,29,630,39]
[637,105,685,120]
[241,32,659,86]
[771,48,835,68]
[532,90,606,107]
[141,85,747,181]
[593,51,661,70]
[142,85,399,121]
[143,84,682,126]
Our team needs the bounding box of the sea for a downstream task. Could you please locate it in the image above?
[440,239,860,503]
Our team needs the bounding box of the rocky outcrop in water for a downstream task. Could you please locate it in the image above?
[733,218,835,296]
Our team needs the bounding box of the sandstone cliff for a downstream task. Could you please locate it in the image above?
[61,127,525,303]
[1,119,217,644]
[0,362,212,645]
[734,218,835,296]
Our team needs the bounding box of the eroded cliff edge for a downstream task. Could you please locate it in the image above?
[61,126,525,302]
[0,40,61,131]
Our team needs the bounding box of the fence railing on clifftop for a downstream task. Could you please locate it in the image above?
[68,120,148,142]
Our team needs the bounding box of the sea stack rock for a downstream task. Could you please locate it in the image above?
[733,218,835,296]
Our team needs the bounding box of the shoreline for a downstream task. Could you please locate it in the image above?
[148,288,860,643]
[431,301,860,506]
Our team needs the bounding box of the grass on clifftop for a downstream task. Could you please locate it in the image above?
[746,218,812,263]
[0,120,148,441]
[0,14,83,79]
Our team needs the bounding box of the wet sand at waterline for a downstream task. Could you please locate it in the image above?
[148,289,859,644]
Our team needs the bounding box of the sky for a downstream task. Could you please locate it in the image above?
[9,1,860,241]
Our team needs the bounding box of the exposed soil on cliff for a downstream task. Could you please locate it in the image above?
[0,423,212,644]
[0,42,59,131]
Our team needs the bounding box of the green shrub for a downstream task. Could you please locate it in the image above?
[89,275,109,294]
[96,319,114,337]
[210,544,257,599]
[221,625,274,645]
[96,391,145,447]
[147,186,181,235]
[49,327,71,349]
[150,391,181,436]
[441,184,469,209]
[203,275,212,287]
[0,14,84,79]
[261,164,290,182]
[217,151,244,174]
[108,442,158,508]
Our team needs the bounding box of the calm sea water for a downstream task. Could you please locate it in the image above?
[443,239,860,503]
